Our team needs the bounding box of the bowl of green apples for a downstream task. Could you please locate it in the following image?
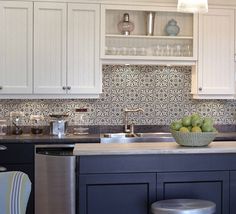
[170,114,218,147]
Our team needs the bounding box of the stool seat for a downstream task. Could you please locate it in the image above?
[151,199,216,214]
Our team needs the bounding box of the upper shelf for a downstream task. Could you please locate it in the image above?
[101,4,198,64]
[105,34,194,39]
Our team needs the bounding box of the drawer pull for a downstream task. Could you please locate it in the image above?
[0,145,7,151]
[0,166,7,172]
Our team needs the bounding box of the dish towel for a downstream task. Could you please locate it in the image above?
[0,171,31,214]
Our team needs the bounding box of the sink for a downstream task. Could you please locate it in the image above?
[136,132,173,138]
[102,133,139,138]
[100,132,175,143]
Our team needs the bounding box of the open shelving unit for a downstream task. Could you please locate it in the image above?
[101,4,198,64]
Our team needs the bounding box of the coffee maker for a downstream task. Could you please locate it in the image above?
[49,114,68,136]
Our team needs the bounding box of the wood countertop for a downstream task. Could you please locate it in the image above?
[73,141,236,156]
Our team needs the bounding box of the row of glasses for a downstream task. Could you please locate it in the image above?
[105,43,193,57]
[105,46,147,56]
[153,44,192,57]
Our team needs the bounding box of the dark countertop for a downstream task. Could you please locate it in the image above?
[0,132,236,144]
[0,133,100,144]
[214,132,236,141]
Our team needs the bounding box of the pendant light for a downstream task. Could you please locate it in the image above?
[177,0,208,13]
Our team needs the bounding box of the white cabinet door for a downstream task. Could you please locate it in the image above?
[67,3,101,95]
[193,8,235,98]
[0,1,32,94]
[34,2,67,94]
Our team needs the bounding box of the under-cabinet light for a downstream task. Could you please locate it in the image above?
[177,0,208,13]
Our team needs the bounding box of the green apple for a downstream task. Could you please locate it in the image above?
[182,116,191,127]
[170,120,182,131]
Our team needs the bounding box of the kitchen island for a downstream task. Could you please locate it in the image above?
[74,142,236,214]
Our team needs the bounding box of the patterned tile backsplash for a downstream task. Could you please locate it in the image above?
[0,65,236,126]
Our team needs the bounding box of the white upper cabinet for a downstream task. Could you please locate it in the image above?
[192,8,235,99]
[101,4,198,65]
[34,2,67,94]
[34,2,101,97]
[68,4,101,95]
[0,1,32,94]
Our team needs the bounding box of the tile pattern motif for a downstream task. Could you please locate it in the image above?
[0,65,236,126]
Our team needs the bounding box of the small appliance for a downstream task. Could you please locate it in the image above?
[49,114,68,136]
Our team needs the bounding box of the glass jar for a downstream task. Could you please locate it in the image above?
[30,115,44,134]
[73,110,89,135]
[10,111,24,135]
[0,120,7,135]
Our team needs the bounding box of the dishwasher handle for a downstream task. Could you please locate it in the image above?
[36,145,74,156]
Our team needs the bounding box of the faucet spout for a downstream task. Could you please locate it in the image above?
[124,108,144,133]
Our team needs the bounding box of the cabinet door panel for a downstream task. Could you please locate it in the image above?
[0,1,32,94]
[157,171,229,214]
[68,4,101,94]
[230,171,236,214]
[79,173,156,214]
[0,143,33,164]
[34,2,67,94]
[198,8,234,95]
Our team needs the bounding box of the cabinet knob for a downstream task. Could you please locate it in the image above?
[67,86,71,90]
[62,86,67,90]
[0,166,7,172]
[199,87,202,91]
[0,86,3,90]
[0,145,7,151]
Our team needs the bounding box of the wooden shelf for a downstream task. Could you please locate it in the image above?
[106,34,193,40]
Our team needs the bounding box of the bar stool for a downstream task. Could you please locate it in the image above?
[151,199,216,214]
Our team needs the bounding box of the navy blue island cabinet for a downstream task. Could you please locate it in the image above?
[77,153,236,214]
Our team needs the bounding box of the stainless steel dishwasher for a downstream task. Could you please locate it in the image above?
[35,144,76,214]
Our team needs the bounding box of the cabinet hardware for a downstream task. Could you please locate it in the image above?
[62,86,67,90]
[0,145,7,151]
[199,87,202,91]
[67,86,71,90]
[0,86,2,90]
[0,166,7,172]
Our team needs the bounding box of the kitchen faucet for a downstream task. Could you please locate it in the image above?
[124,108,144,134]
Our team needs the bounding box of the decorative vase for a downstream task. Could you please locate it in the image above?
[165,19,180,36]
[118,13,135,35]
[146,12,155,36]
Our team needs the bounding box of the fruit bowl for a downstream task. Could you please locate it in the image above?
[171,130,218,147]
